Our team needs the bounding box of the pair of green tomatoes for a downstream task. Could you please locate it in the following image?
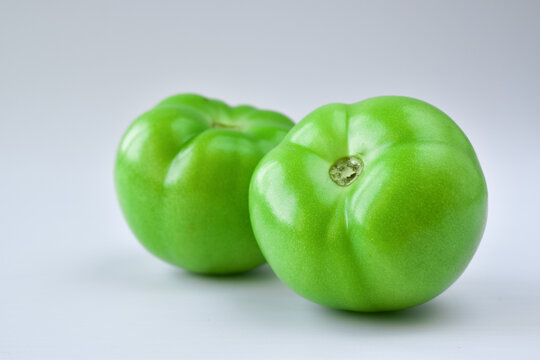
[115,94,487,312]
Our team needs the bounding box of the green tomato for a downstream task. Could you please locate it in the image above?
[115,94,294,274]
[249,96,488,311]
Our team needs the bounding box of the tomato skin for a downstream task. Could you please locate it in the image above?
[250,96,488,311]
[115,94,294,274]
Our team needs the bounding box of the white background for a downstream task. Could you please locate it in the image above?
[1,1,539,359]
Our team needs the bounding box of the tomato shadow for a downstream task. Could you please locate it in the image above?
[319,299,464,328]
[316,298,462,328]
[174,263,278,286]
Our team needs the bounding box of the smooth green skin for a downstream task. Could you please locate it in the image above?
[115,94,294,274]
[250,96,488,311]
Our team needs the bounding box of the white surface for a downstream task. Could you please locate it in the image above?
[1,1,539,359]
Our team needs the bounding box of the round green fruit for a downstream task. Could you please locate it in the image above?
[115,94,294,274]
[249,96,488,311]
